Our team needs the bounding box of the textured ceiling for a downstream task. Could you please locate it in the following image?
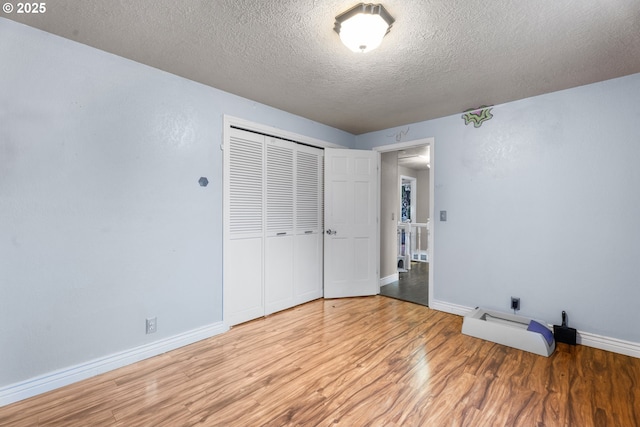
[5,0,640,134]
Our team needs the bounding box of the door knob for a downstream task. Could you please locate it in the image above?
[325,229,337,235]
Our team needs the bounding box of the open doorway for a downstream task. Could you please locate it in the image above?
[376,138,434,307]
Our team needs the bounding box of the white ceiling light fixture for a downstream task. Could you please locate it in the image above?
[334,3,395,53]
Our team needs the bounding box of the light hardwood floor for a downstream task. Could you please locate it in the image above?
[1,296,639,426]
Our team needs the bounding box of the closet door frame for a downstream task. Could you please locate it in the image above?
[222,116,343,327]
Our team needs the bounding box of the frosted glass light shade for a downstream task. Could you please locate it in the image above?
[334,3,394,53]
[339,13,388,53]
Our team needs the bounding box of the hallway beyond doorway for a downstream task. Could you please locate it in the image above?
[379,261,429,306]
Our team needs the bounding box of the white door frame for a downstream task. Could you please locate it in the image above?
[373,137,435,307]
[223,115,345,150]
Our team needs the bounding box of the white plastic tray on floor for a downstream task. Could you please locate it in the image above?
[462,307,555,357]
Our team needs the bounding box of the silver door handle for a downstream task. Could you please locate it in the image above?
[325,229,337,235]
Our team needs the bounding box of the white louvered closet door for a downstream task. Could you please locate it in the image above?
[224,126,325,326]
[264,138,295,315]
[294,145,323,304]
[224,128,265,326]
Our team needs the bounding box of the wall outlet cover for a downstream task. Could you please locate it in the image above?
[146,317,157,334]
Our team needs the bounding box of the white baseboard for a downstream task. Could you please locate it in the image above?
[4,303,640,408]
[379,273,399,287]
[430,299,640,359]
[0,322,228,407]
[578,331,640,358]
[429,299,475,316]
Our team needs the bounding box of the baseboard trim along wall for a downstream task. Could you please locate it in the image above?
[430,299,640,359]
[577,330,640,359]
[0,322,228,407]
[429,299,474,317]
[4,302,640,407]
[379,273,399,287]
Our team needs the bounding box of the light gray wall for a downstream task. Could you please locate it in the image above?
[416,168,430,224]
[0,18,354,388]
[380,152,398,279]
[356,72,640,344]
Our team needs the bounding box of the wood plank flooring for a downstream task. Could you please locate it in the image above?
[1,296,639,426]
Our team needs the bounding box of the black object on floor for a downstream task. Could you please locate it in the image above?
[553,310,577,345]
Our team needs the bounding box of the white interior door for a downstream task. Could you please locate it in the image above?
[324,148,378,298]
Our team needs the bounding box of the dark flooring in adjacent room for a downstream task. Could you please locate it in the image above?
[379,261,429,306]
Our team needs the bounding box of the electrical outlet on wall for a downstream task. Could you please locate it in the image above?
[146,317,157,334]
[511,297,520,312]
